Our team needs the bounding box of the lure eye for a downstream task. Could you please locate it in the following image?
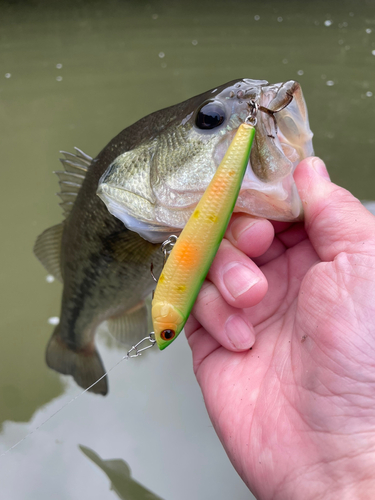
[160,329,176,341]
[196,101,226,130]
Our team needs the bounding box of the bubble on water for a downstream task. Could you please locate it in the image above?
[5,73,11,78]
[254,15,260,21]
[56,76,63,81]
[46,275,55,283]
[372,50,375,55]
[326,80,335,86]
[158,52,165,58]
[345,45,350,50]
[161,62,167,69]
[282,58,288,64]
[366,28,372,34]
[277,17,283,22]
[366,91,373,97]
[297,70,304,76]
[349,12,354,17]
[48,316,60,325]
[338,39,344,45]
[152,13,158,19]
[192,39,198,46]
[342,22,348,27]
[324,20,332,27]
[314,20,320,26]
[56,63,62,69]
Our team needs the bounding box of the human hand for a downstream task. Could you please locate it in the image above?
[185,157,375,500]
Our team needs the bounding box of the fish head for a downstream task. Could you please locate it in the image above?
[97,79,313,243]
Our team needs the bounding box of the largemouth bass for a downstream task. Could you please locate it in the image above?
[34,78,313,395]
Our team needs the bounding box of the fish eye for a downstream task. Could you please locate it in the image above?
[161,329,176,341]
[196,101,226,130]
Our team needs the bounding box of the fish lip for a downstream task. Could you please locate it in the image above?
[97,183,153,215]
[97,182,186,241]
[97,181,157,206]
[98,181,206,215]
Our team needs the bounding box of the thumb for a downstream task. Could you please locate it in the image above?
[294,157,375,261]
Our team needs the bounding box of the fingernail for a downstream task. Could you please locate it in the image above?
[312,157,330,181]
[225,315,254,349]
[222,263,260,299]
[231,216,258,242]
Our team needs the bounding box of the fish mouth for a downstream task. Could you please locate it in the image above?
[235,80,314,221]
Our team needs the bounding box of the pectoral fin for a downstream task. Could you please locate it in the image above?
[106,301,149,345]
[33,223,63,282]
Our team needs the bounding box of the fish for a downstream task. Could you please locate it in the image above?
[34,78,313,395]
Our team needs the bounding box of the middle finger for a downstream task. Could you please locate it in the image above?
[207,239,268,309]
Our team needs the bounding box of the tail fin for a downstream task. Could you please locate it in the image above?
[46,326,108,395]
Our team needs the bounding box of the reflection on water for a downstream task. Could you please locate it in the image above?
[0,0,374,498]
[80,445,164,500]
[0,336,251,499]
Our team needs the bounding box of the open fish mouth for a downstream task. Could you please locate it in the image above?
[97,79,314,243]
[236,80,314,222]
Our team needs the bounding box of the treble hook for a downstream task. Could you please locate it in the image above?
[160,235,178,266]
[251,104,281,137]
[150,234,178,283]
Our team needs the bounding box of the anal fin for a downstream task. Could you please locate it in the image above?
[33,223,63,282]
[106,301,149,346]
[46,325,108,395]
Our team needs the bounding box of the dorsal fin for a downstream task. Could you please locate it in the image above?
[59,201,74,216]
[55,171,85,184]
[33,223,64,282]
[57,192,79,204]
[58,180,82,195]
[55,147,93,216]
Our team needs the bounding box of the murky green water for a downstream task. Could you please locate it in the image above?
[0,1,374,498]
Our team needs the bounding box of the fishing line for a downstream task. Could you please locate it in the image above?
[0,352,131,458]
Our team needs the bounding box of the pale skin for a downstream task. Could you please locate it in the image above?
[185,157,375,500]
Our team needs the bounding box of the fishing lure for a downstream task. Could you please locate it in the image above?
[152,115,257,350]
